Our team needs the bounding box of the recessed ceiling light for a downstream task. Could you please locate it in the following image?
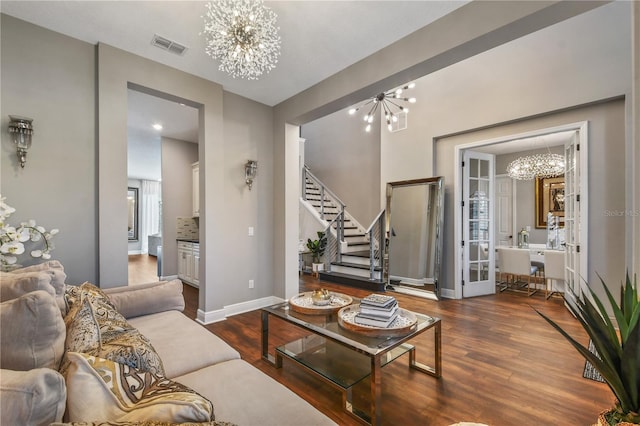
[152,123,163,131]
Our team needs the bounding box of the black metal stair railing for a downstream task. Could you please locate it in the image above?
[302,166,346,264]
[303,165,387,282]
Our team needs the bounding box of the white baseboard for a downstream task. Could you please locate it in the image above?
[440,288,456,299]
[196,308,225,324]
[128,250,142,255]
[224,296,285,317]
[160,275,178,281]
[196,295,286,325]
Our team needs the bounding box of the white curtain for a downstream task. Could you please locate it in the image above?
[140,180,161,254]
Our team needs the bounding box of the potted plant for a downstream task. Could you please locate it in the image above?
[536,272,639,425]
[306,231,327,273]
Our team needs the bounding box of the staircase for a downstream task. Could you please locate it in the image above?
[302,166,386,291]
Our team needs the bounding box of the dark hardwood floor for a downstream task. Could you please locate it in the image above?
[181,276,611,426]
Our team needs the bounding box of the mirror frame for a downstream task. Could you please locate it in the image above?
[385,176,445,299]
[127,187,139,241]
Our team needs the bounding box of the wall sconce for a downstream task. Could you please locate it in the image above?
[245,160,258,190]
[8,115,34,168]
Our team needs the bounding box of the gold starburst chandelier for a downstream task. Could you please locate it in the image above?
[348,83,417,132]
[202,0,281,80]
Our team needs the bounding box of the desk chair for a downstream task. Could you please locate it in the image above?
[497,247,539,296]
[543,250,565,299]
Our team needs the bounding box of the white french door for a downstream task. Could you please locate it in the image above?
[462,150,495,297]
[563,130,585,306]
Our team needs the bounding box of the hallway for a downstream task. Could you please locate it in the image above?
[127,254,159,285]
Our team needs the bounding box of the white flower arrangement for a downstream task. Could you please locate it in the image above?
[0,195,58,271]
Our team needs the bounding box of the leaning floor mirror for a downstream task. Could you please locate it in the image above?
[385,177,445,300]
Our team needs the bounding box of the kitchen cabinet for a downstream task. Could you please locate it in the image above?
[192,162,199,217]
[177,241,199,288]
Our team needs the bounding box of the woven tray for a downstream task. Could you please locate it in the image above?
[288,291,353,315]
[337,304,418,337]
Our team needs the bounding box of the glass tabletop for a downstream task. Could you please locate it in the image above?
[262,297,439,357]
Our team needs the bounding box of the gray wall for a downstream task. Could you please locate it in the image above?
[2,2,637,306]
[496,146,564,244]
[301,106,381,225]
[272,1,617,299]
[282,3,631,300]
[0,15,96,284]
[221,91,274,304]
[161,137,198,277]
[436,99,626,299]
[1,15,275,317]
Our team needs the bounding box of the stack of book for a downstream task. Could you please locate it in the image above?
[354,294,399,327]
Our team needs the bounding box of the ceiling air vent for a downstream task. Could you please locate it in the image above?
[151,34,188,56]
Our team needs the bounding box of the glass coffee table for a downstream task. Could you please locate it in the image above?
[261,298,441,425]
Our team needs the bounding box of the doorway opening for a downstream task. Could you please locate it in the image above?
[127,88,199,285]
[454,122,588,302]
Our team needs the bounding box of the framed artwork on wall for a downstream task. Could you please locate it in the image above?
[127,187,139,241]
[535,175,565,228]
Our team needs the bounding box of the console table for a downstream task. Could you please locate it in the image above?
[261,300,441,425]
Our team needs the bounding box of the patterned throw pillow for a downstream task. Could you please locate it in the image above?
[65,282,116,311]
[65,352,215,423]
[61,284,165,376]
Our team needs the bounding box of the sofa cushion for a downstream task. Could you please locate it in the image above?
[105,280,185,319]
[0,368,66,426]
[0,270,56,302]
[65,352,214,423]
[175,359,337,426]
[128,311,240,379]
[0,290,66,370]
[9,260,66,295]
[9,259,64,274]
[61,287,165,376]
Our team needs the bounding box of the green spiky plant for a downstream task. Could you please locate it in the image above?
[536,272,639,425]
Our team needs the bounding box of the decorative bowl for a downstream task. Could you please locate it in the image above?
[311,288,331,305]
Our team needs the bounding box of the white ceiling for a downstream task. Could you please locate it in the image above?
[0,0,468,107]
[128,89,199,143]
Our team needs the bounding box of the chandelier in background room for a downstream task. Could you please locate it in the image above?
[202,0,281,80]
[348,83,417,132]
[507,152,565,180]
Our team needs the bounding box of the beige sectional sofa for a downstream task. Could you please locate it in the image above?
[0,261,336,426]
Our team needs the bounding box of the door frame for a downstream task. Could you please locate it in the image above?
[453,121,589,299]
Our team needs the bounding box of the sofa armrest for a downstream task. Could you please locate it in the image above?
[104,279,185,319]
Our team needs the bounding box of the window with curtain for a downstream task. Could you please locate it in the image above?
[140,180,162,254]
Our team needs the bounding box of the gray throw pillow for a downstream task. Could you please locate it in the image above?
[0,368,66,426]
[0,290,66,370]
